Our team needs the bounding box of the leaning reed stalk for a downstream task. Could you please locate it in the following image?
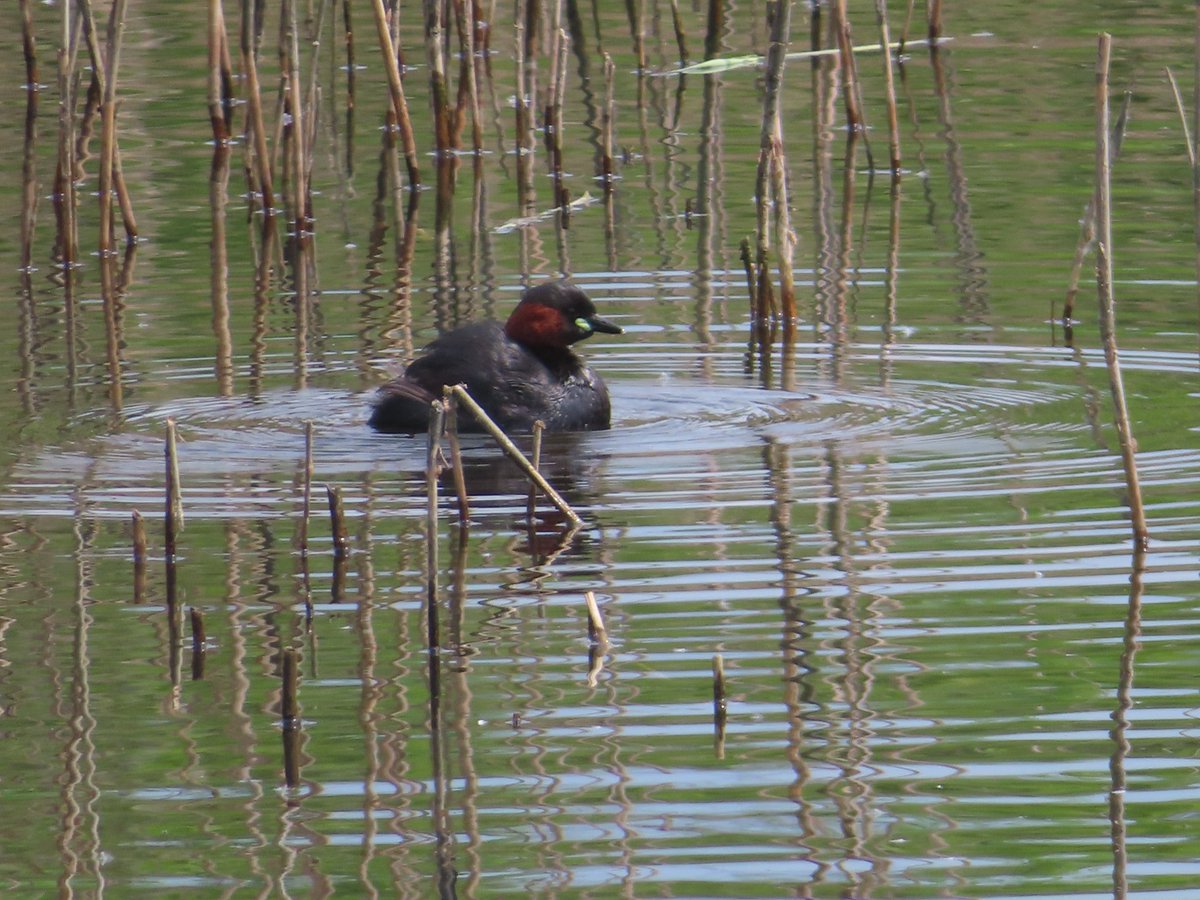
[370,0,421,187]
[1094,33,1148,549]
[667,0,689,67]
[96,0,128,255]
[450,386,584,527]
[874,0,901,172]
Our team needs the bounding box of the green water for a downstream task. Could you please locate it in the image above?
[0,1,1198,896]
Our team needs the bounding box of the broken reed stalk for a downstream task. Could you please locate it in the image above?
[165,418,183,561]
[583,590,608,643]
[325,483,350,557]
[426,401,446,650]
[526,419,544,518]
[442,391,471,526]
[449,385,584,528]
[370,0,421,187]
[712,653,727,725]
[131,508,147,565]
[874,0,902,172]
[299,421,314,553]
[1094,33,1148,549]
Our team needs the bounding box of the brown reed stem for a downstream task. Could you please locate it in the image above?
[703,0,725,60]
[452,0,484,153]
[283,0,309,233]
[426,400,446,650]
[1094,33,1148,550]
[667,0,689,67]
[875,0,902,172]
[425,0,454,156]
[20,0,37,88]
[1064,91,1131,326]
[208,0,232,144]
[525,419,544,518]
[449,385,584,527]
[442,391,471,526]
[370,0,420,187]
[600,53,616,193]
[96,0,128,256]
[131,509,147,565]
[240,0,274,213]
[927,0,943,42]
[624,0,646,72]
[325,483,350,558]
[165,418,183,561]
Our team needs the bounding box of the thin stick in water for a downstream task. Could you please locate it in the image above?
[165,418,183,561]
[1094,33,1148,549]
[526,419,544,519]
[442,389,471,526]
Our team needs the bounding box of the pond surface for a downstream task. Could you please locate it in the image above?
[1,1,1199,896]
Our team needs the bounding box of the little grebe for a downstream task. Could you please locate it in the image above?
[368,281,623,433]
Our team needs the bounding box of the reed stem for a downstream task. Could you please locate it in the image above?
[1094,33,1148,549]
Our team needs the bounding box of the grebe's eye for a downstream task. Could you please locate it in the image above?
[574,317,593,332]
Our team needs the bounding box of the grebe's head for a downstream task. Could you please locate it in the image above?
[504,281,623,348]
